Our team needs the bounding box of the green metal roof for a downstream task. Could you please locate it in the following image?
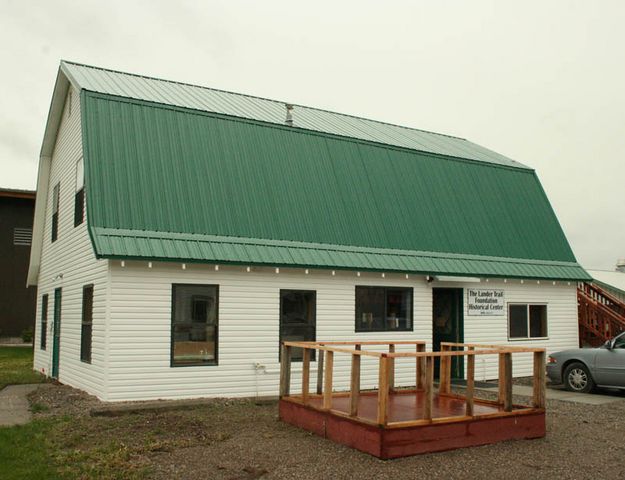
[81,90,588,280]
[63,60,528,169]
[91,228,587,280]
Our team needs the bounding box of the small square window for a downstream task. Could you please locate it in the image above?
[508,304,547,339]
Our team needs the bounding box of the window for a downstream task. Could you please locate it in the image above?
[355,286,413,332]
[171,284,218,366]
[74,158,84,227]
[13,228,32,246]
[40,294,48,350]
[508,304,547,339]
[51,183,60,242]
[80,285,94,363]
[280,290,316,362]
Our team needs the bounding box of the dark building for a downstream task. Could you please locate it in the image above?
[0,188,36,338]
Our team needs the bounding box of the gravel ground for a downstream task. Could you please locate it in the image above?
[482,375,539,387]
[29,384,625,480]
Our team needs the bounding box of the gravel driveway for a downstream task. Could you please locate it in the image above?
[29,384,625,480]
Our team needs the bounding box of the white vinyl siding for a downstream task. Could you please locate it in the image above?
[104,263,578,402]
[32,87,109,399]
[106,263,431,401]
[459,279,578,381]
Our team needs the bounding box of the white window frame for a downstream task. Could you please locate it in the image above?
[507,303,548,341]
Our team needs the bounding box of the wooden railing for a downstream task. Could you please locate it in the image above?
[280,341,546,428]
[578,282,625,346]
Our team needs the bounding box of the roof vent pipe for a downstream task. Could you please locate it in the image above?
[285,103,294,126]
[617,259,625,273]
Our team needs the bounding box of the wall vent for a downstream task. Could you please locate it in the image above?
[14,228,32,246]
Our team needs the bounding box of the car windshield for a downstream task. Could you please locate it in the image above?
[613,333,625,349]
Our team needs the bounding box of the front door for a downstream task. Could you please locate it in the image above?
[433,288,464,379]
[51,288,62,379]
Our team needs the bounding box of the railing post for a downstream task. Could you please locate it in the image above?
[302,348,310,405]
[499,352,513,412]
[388,343,395,392]
[423,355,434,421]
[350,350,361,417]
[323,350,334,410]
[497,352,505,403]
[532,350,546,409]
[279,344,291,398]
[416,343,426,390]
[465,346,475,416]
[440,343,451,395]
[377,355,390,426]
[316,349,324,395]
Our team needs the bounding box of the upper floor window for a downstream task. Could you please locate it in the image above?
[509,304,548,339]
[355,286,413,332]
[74,158,84,227]
[51,183,60,242]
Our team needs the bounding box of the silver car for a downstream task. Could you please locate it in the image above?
[547,332,625,393]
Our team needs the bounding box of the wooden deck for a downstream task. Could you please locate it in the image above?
[279,340,547,458]
[305,389,512,423]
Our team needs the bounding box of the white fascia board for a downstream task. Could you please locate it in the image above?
[27,155,51,286]
[27,65,76,286]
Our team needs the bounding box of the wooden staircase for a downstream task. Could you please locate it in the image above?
[578,282,625,347]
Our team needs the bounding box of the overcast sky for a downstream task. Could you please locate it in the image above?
[1,0,623,270]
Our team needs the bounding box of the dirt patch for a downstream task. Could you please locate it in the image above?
[29,383,101,418]
[27,383,625,479]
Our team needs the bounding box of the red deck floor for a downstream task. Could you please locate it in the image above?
[306,389,506,423]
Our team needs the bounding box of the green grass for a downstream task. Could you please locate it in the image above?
[0,416,151,479]
[0,346,46,390]
[0,349,152,478]
[0,419,61,479]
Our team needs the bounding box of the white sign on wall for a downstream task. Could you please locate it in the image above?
[467,289,505,316]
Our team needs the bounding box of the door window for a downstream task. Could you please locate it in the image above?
[280,290,316,361]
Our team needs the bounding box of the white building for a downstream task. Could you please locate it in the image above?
[28,61,589,402]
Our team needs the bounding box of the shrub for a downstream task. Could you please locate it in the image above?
[21,327,34,343]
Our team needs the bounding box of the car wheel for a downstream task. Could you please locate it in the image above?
[563,362,595,393]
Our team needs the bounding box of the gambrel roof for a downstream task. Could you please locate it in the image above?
[28,61,589,283]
